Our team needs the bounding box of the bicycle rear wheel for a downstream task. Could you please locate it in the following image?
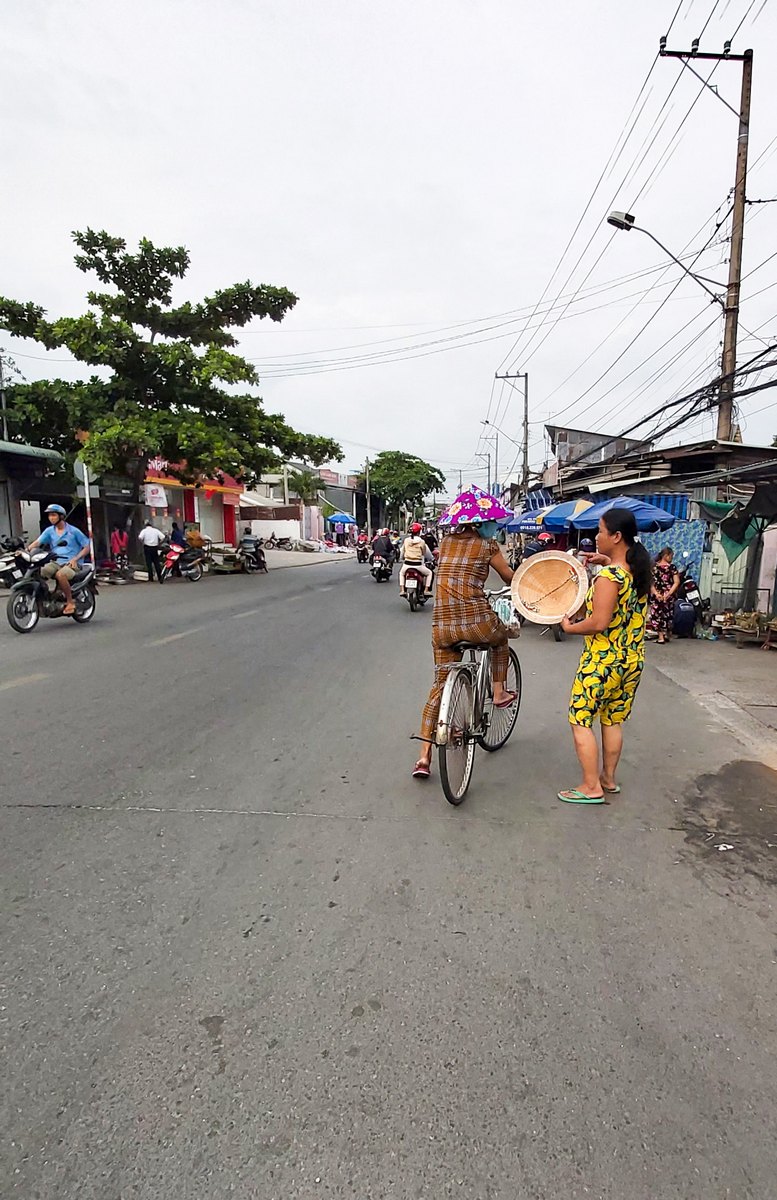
[478,647,522,752]
[438,669,476,806]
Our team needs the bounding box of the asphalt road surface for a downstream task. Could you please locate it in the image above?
[2,560,776,1199]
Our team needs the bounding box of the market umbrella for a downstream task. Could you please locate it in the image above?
[504,506,553,533]
[569,494,675,532]
[541,498,593,532]
[326,512,357,525]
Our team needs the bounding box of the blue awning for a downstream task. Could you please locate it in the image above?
[523,487,553,511]
[638,493,689,520]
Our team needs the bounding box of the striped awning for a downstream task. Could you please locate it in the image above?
[638,493,689,519]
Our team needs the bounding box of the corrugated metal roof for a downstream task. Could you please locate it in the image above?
[0,440,63,461]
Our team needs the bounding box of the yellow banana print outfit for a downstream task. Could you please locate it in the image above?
[569,565,646,728]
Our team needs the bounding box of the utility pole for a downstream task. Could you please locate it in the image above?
[495,371,529,494]
[458,469,463,491]
[659,40,753,441]
[0,354,8,442]
[476,451,491,494]
[365,457,372,538]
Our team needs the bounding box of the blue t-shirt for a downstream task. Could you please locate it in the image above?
[39,522,90,563]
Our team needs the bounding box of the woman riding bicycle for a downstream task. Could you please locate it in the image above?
[413,486,516,779]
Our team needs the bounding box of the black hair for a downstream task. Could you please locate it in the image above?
[601,507,652,598]
[655,545,673,563]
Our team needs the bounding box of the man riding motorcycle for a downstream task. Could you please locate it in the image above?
[371,528,396,564]
[522,530,555,558]
[399,523,434,597]
[28,504,90,615]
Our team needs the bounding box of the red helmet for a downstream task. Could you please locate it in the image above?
[537,532,555,544]
[411,522,422,534]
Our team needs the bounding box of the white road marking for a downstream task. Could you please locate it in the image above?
[232,608,262,620]
[0,672,49,693]
[318,585,334,592]
[287,594,304,601]
[147,628,202,647]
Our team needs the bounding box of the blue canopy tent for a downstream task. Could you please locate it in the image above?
[326,512,357,525]
[504,506,552,534]
[569,494,676,533]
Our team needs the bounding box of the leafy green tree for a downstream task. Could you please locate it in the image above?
[365,451,445,524]
[0,230,341,495]
[772,433,777,448]
[286,468,324,505]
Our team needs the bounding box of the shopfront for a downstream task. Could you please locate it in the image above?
[143,460,241,544]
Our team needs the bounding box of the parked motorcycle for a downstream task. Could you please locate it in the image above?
[7,549,98,633]
[371,554,393,583]
[673,554,709,637]
[160,542,205,582]
[402,565,431,612]
[266,533,293,550]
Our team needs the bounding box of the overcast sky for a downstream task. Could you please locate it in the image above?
[3,0,776,495]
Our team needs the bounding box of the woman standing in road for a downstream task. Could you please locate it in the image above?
[558,507,652,804]
[412,487,516,780]
[648,546,680,644]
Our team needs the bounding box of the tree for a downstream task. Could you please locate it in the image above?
[365,451,445,524]
[286,468,324,505]
[0,230,341,496]
[772,433,777,448]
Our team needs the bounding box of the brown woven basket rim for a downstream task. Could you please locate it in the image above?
[511,550,588,624]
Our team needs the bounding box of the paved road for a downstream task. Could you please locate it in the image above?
[2,562,776,1199]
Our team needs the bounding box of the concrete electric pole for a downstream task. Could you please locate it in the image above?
[659,40,753,441]
[495,371,529,495]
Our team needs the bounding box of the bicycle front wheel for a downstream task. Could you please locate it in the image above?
[478,647,522,752]
[438,669,476,806]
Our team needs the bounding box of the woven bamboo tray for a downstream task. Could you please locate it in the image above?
[511,551,588,625]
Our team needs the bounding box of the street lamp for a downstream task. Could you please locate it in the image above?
[606,210,726,307]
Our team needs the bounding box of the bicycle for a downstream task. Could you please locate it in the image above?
[435,589,522,806]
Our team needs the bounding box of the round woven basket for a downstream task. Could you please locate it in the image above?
[511,550,589,625]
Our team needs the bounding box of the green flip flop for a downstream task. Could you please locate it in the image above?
[557,789,606,805]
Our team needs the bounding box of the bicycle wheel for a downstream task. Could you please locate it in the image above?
[478,647,522,752]
[438,669,476,806]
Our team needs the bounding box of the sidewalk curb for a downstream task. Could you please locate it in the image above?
[651,661,777,769]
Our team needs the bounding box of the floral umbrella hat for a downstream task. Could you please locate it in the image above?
[438,485,513,527]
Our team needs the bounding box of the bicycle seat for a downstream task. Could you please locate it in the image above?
[451,641,489,653]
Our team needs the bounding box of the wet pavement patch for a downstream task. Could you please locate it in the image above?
[681,760,777,888]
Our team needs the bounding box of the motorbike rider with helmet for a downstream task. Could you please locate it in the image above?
[371,528,396,565]
[399,522,434,597]
[28,504,90,615]
[523,530,555,558]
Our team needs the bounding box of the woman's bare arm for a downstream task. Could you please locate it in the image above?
[561,576,619,635]
[491,548,514,585]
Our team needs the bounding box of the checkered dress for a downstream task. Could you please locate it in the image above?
[419,529,509,742]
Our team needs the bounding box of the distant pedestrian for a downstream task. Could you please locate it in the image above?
[110,524,128,561]
[648,547,680,644]
[170,521,186,547]
[138,520,165,584]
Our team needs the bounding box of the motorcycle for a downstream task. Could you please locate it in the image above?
[7,549,98,633]
[0,534,28,590]
[237,535,268,574]
[673,554,709,637]
[160,542,205,582]
[402,565,431,612]
[266,533,293,550]
[371,554,393,583]
[356,541,370,563]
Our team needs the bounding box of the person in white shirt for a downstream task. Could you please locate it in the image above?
[399,523,434,596]
[138,521,166,584]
